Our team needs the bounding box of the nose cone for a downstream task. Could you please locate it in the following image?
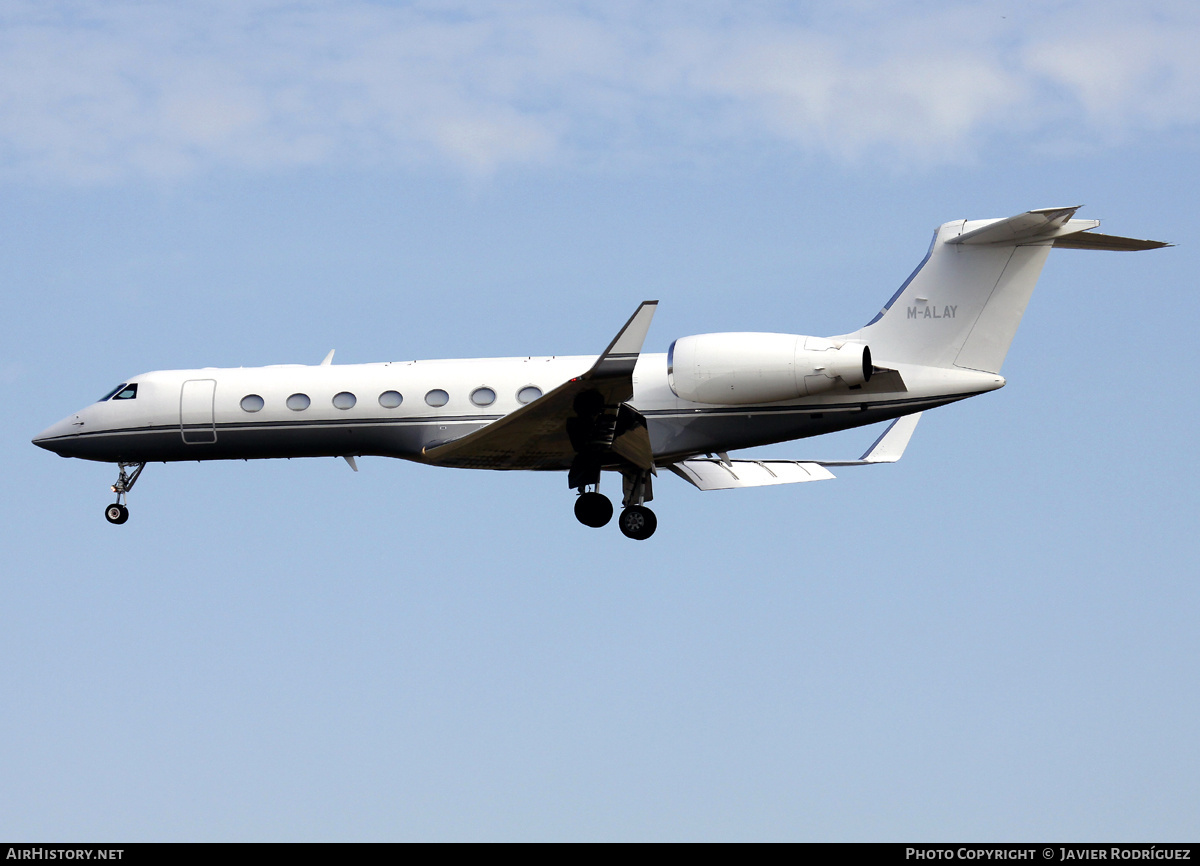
[32,414,84,456]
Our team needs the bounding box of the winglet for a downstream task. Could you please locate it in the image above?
[586,301,658,380]
[858,412,922,463]
[812,412,923,467]
[321,350,335,366]
[602,301,658,356]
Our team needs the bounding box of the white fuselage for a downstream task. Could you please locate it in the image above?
[33,351,1003,467]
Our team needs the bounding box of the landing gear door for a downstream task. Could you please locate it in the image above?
[180,379,217,444]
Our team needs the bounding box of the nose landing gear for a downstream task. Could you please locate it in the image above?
[104,462,145,525]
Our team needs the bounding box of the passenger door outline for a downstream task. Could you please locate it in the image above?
[180,379,217,444]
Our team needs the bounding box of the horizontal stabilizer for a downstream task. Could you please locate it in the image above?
[1052,231,1171,251]
[947,206,1170,250]
[668,458,835,490]
[948,206,1094,246]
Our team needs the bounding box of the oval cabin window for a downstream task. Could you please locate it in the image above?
[517,386,542,404]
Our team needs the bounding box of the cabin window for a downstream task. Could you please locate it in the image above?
[517,385,542,404]
[379,390,403,408]
[333,391,356,410]
[470,387,496,407]
[99,383,127,402]
[240,394,265,413]
[112,384,138,400]
[425,389,449,407]
[286,393,311,411]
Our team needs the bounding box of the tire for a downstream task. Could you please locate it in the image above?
[105,503,128,525]
[618,505,657,540]
[574,492,613,528]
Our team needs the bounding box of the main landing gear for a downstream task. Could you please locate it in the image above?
[617,504,656,541]
[566,390,658,539]
[571,468,658,540]
[616,467,656,540]
[574,490,614,527]
[104,462,145,525]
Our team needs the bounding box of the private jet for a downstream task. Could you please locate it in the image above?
[33,207,1167,539]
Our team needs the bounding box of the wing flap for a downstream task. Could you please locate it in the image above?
[609,404,654,470]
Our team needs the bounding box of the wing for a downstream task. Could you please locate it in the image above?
[420,301,658,471]
[668,412,922,490]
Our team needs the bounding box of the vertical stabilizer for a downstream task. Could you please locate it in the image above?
[841,208,1166,374]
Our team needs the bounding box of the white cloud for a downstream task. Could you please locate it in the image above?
[1024,15,1200,135]
[0,0,1198,182]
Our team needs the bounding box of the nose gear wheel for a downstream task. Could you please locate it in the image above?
[104,462,145,526]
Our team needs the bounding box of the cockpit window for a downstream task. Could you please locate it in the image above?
[99,383,127,402]
[112,384,138,400]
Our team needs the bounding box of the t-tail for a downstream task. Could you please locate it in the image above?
[842,207,1169,373]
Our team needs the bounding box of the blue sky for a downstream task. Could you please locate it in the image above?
[3,1,1198,841]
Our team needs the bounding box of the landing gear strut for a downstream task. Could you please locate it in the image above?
[566,388,658,539]
[617,468,657,540]
[570,447,612,528]
[104,462,144,525]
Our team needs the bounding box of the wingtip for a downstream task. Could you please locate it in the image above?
[601,301,659,358]
[859,411,923,463]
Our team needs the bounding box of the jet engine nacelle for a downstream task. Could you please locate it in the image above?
[667,332,872,405]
